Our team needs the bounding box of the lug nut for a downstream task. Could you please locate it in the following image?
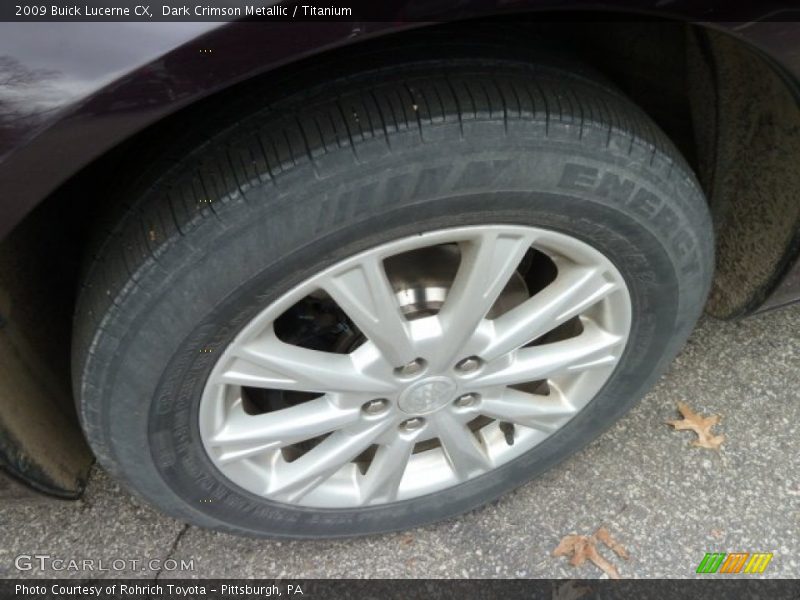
[399,417,426,431]
[396,358,426,377]
[454,393,480,408]
[455,356,482,373]
[362,398,389,415]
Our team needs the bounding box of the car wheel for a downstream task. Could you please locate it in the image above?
[74,59,713,537]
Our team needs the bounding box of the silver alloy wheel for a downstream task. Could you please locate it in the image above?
[199,225,632,508]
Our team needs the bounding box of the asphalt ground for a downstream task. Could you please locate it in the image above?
[1,307,798,579]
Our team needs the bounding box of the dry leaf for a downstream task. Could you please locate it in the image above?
[553,535,587,565]
[553,527,629,579]
[666,401,725,450]
[595,526,629,560]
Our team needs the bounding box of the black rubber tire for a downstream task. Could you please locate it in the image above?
[73,58,713,538]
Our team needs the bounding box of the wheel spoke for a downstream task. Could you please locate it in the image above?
[359,435,415,504]
[476,387,576,433]
[482,265,617,360]
[474,321,624,388]
[433,410,492,480]
[320,256,417,367]
[434,230,535,367]
[217,331,395,395]
[210,396,360,463]
[266,420,393,502]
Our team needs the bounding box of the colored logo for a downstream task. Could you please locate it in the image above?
[696,552,773,574]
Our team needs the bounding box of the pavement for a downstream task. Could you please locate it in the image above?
[1,307,799,580]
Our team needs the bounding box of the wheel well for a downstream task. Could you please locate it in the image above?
[1,16,799,492]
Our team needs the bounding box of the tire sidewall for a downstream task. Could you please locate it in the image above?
[81,126,711,537]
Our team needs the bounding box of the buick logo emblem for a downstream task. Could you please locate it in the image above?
[398,377,457,414]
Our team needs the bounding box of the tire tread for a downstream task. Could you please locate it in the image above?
[73,59,711,533]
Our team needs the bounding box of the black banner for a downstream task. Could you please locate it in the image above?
[3,0,800,22]
[3,579,800,600]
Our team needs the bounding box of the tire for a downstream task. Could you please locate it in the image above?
[73,58,713,538]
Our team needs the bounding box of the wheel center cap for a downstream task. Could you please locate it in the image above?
[398,376,457,415]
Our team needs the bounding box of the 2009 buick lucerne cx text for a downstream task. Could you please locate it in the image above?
[2,5,800,538]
